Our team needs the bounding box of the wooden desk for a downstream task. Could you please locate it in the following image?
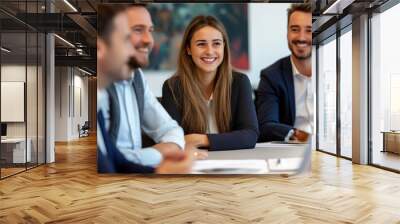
[382,131,400,154]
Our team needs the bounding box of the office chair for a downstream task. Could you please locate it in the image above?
[79,121,90,138]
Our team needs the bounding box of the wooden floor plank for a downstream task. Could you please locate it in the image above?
[0,134,399,223]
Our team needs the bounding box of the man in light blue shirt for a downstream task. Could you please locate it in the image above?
[103,4,206,168]
[105,69,185,167]
[97,5,194,173]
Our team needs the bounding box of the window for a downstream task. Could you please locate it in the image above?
[317,37,337,155]
[339,29,352,158]
[370,2,400,171]
[0,1,46,179]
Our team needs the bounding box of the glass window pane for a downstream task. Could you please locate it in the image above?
[1,30,28,177]
[38,32,45,165]
[371,3,400,171]
[318,37,337,154]
[340,30,352,158]
[1,1,46,179]
[27,31,38,169]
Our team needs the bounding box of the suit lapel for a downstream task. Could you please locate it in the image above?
[132,69,144,127]
[106,85,120,143]
[282,56,296,123]
[97,110,116,173]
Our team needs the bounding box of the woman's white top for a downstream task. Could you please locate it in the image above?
[206,94,219,134]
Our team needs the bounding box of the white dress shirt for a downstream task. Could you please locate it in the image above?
[206,94,219,134]
[101,69,185,167]
[292,57,314,134]
[285,57,314,141]
[97,89,109,157]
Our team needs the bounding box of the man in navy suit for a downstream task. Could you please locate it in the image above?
[97,5,193,173]
[257,3,313,142]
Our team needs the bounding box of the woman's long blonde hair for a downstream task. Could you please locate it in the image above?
[169,15,232,134]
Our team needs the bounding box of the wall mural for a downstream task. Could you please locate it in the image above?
[147,3,249,71]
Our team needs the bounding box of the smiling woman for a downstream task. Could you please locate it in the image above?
[161,15,259,151]
[187,26,225,78]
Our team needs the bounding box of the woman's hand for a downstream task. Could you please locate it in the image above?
[185,134,209,160]
[192,149,208,160]
[185,134,210,148]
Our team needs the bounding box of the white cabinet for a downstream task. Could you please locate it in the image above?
[1,138,32,163]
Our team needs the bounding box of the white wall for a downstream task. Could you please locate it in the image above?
[1,65,38,138]
[1,64,46,164]
[72,73,89,138]
[1,65,26,139]
[144,3,291,96]
[312,46,317,150]
[54,67,89,141]
[55,66,69,141]
[247,3,291,87]
[1,65,26,81]
[1,66,25,126]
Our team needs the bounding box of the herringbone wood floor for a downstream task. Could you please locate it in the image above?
[0,135,400,224]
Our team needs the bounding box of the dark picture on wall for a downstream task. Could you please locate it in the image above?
[147,3,249,70]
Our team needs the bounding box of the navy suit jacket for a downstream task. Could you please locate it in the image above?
[161,72,259,150]
[97,110,155,173]
[256,56,296,142]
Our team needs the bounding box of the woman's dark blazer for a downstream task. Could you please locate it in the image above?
[161,72,259,151]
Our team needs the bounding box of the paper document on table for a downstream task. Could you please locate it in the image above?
[255,142,307,149]
[270,140,307,144]
[267,158,303,172]
[192,160,268,174]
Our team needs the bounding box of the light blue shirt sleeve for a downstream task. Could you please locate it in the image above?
[139,69,185,150]
[119,147,162,167]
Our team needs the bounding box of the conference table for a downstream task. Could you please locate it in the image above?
[192,142,310,175]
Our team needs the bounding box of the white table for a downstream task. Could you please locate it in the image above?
[193,143,310,174]
[207,144,307,160]
[1,138,32,163]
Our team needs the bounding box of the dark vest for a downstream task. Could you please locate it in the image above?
[97,111,116,173]
[97,110,155,173]
[106,69,145,144]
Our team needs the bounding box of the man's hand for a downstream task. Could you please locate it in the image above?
[292,129,309,142]
[155,148,194,174]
